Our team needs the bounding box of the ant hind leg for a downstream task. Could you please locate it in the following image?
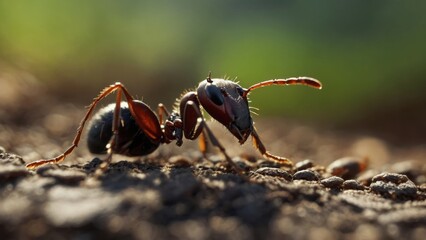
[26,82,131,170]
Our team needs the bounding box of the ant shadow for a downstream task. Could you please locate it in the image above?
[81,157,289,228]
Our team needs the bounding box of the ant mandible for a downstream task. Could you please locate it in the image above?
[26,74,322,173]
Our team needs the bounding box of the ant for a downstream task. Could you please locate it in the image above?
[26,74,322,173]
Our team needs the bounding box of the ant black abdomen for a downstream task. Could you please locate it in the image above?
[87,102,160,156]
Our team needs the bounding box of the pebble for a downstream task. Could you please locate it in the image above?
[0,152,25,166]
[254,167,293,181]
[371,172,409,184]
[293,170,319,181]
[168,155,193,168]
[327,156,368,180]
[342,180,365,190]
[320,176,344,189]
[295,159,314,171]
[257,159,285,169]
[370,172,417,200]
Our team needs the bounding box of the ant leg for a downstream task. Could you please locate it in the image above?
[157,103,170,124]
[200,120,245,174]
[26,82,162,170]
[197,131,208,156]
[26,82,137,169]
[96,85,123,174]
[183,101,244,174]
[251,128,293,168]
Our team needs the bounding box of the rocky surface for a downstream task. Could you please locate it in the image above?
[1,150,425,240]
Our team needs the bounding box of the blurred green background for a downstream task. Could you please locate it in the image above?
[1,1,425,143]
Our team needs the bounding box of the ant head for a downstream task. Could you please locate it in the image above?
[197,78,253,144]
[196,76,322,144]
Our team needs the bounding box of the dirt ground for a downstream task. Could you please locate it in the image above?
[0,75,425,240]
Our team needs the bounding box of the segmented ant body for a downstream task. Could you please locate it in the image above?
[26,75,322,173]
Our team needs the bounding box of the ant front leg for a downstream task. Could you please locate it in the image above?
[251,128,293,168]
[180,95,244,174]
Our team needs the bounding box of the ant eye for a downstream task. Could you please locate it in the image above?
[236,87,245,96]
[206,85,224,105]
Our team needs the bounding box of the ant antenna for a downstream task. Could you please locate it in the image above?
[243,77,322,98]
[207,71,212,83]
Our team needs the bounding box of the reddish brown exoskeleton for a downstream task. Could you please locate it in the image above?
[26,74,322,173]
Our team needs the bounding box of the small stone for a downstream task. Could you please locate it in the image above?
[342,179,365,190]
[254,167,292,181]
[0,152,25,166]
[327,156,368,180]
[295,160,314,171]
[371,172,409,184]
[168,155,193,168]
[293,169,319,181]
[370,172,417,200]
[320,176,344,189]
[257,159,284,169]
